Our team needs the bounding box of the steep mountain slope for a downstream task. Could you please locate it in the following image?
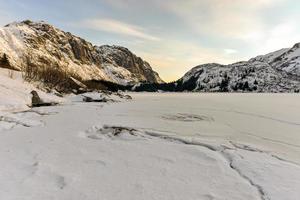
[175,45,300,92]
[253,43,300,76]
[96,45,163,84]
[0,20,163,90]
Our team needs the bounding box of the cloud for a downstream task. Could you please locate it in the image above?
[224,49,238,55]
[252,20,300,54]
[70,0,299,81]
[161,0,285,39]
[79,18,160,41]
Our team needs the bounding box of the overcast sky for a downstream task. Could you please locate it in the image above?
[1,0,300,81]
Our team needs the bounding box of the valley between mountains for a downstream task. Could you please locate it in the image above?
[1,20,300,93]
[1,20,300,200]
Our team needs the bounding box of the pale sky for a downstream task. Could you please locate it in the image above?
[1,0,300,81]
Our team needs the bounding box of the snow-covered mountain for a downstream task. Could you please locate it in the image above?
[96,45,163,84]
[0,20,163,90]
[175,44,300,92]
[1,20,300,93]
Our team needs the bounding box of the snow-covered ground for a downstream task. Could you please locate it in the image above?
[0,91,300,200]
[0,68,63,131]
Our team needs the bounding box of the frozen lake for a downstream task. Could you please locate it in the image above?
[1,93,300,200]
[99,93,300,162]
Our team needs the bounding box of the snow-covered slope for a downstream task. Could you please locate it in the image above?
[0,68,63,131]
[252,43,300,76]
[0,68,63,112]
[176,44,300,92]
[0,20,163,88]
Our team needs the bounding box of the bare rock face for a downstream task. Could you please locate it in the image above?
[0,20,164,90]
[0,54,15,70]
[96,45,164,84]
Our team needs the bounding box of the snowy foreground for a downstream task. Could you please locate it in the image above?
[1,73,300,200]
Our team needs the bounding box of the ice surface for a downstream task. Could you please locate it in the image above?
[0,92,300,200]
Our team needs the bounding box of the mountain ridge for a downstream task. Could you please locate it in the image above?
[133,44,300,92]
[0,20,163,92]
[1,20,300,93]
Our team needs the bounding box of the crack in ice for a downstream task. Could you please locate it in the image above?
[225,123,300,149]
[142,131,270,200]
[221,150,270,200]
[84,125,300,200]
[0,115,32,127]
[230,141,300,168]
[200,107,300,126]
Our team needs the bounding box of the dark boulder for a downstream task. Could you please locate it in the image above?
[30,90,58,107]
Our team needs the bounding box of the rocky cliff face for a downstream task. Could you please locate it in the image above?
[0,20,163,89]
[96,45,163,84]
[175,45,300,93]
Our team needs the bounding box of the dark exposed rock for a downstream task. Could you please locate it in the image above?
[0,53,18,70]
[82,96,108,103]
[30,90,58,107]
[115,92,132,100]
[31,91,43,106]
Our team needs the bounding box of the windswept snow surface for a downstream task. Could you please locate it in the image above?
[0,92,300,200]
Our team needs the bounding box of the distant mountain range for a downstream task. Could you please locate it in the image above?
[0,20,299,93]
[134,43,300,93]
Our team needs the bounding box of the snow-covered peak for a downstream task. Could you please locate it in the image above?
[96,45,164,84]
[176,43,300,93]
[0,20,164,91]
[249,44,300,76]
[269,43,300,75]
[250,48,289,63]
